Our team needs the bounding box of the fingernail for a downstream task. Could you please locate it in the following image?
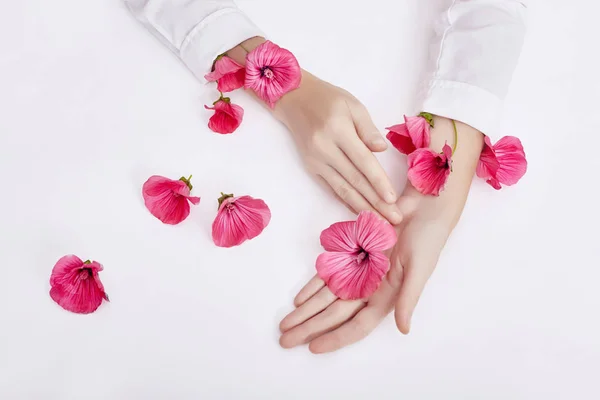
[390,212,402,224]
[385,191,397,203]
[372,137,386,147]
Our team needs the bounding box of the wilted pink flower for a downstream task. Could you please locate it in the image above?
[386,113,433,155]
[212,193,271,248]
[49,255,108,314]
[476,136,527,190]
[204,55,246,93]
[407,143,453,196]
[244,40,301,108]
[316,211,397,300]
[142,175,200,224]
[204,97,244,134]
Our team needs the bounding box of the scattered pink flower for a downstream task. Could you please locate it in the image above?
[204,97,244,134]
[316,211,397,300]
[212,193,271,248]
[386,113,433,155]
[407,143,453,196]
[476,136,527,190]
[142,175,200,224]
[49,255,108,314]
[204,55,246,93]
[244,40,301,108]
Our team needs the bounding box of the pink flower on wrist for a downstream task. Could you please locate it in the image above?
[386,113,433,155]
[244,40,301,108]
[204,55,246,93]
[407,143,453,196]
[476,136,527,190]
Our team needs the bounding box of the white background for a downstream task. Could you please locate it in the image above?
[1,1,599,399]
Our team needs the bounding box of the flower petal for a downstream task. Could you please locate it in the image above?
[493,136,527,186]
[407,147,451,196]
[476,136,500,180]
[216,68,246,93]
[386,124,416,155]
[211,195,271,247]
[50,255,83,287]
[355,211,396,252]
[404,115,430,149]
[204,100,244,134]
[244,40,301,107]
[49,258,108,314]
[319,221,358,252]
[316,251,389,300]
[204,56,244,82]
[142,176,194,225]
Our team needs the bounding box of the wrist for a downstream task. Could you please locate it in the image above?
[224,36,265,65]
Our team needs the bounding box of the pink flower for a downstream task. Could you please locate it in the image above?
[142,175,200,224]
[49,255,108,314]
[316,211,397,300]
[204,55,246,93]
[407,143,453,196]
[204,97,244,134]
[476,136,527,190]
[244,40,301,108]
[386,113,433,155]
[212,193,271,248]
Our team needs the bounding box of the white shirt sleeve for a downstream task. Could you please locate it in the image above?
[124,0,527,137]
[123,0,263,82]
[417,0,529,137]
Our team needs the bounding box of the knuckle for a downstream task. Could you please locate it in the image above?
[348,171,365,188]
[335,183,351,200]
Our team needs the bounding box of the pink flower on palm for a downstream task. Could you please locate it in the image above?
[316,211,397,300]
[244,41,301,108]
[476,136,527,189]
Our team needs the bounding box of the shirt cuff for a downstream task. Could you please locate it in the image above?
[418,79,503,139]
[180,9,263,83]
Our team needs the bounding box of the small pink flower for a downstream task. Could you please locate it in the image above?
[142,175,200,224]
[49,255,108,314]
[476,136,527,190]
[386,113,433,155]
[316,211,397,300]
[204,97,244,134]
[407,143,453,196]
[244,40,301,108]
[212,193,271,248]
[204,55,246,93]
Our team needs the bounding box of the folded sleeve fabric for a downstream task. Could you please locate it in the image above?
[417,0,529,137]
[124,0,528,137]
[123,0,263,82]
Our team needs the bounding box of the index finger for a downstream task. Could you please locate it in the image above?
[338,137,397,204]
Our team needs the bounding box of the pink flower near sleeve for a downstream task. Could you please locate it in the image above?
[204,98,244,134]
[407,143,453,196]
[142,175,200,225]
[316,211,397,300]
[49,255,109,314]
[476,136,527,190]
[386,114,432,155]
[212,193,271,248]
[244,40,301,108]
[204,55,246,93]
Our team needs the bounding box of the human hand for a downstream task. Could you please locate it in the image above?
[278,118,484,353]
[226,38,401,224]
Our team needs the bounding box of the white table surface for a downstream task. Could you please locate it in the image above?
[1,1,599,399]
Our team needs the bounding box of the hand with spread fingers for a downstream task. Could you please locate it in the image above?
[279,119,484,353]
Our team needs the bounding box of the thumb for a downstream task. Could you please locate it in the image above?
[349,103,387,152]
[394,258,436,334]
